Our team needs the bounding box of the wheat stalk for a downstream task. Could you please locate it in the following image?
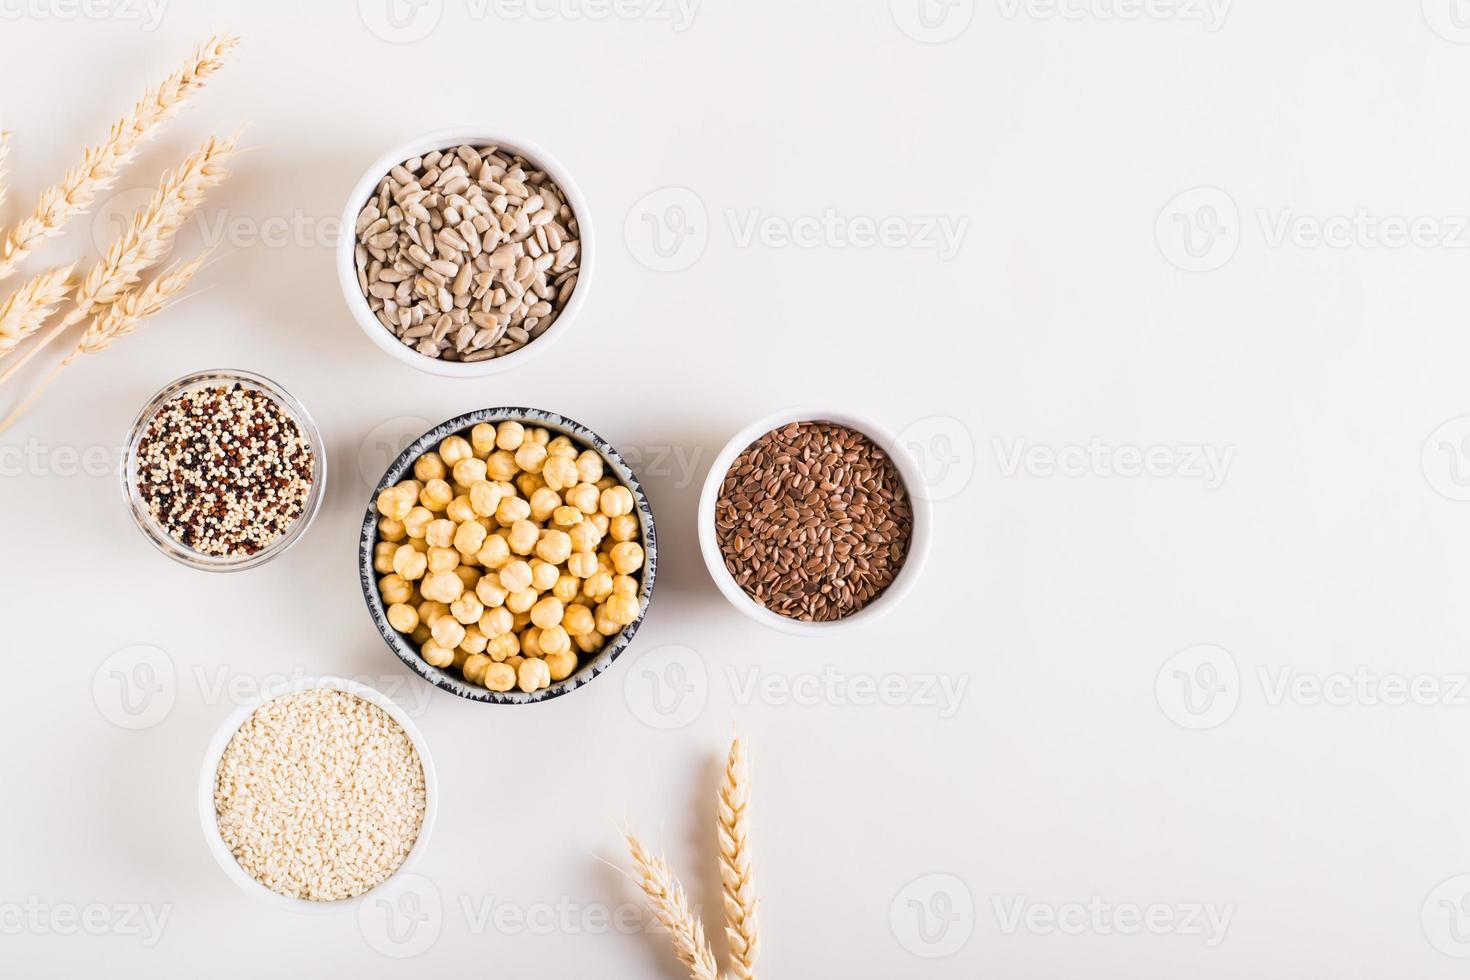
[718,738,760,980]
[0,265,74,358]
[0,132,236,391]
[625,832,721,980]
[0,33,237,284]
[0,129,12,217]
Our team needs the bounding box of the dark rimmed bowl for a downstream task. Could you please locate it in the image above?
[358,407,657,704]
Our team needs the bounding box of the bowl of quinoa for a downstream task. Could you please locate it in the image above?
[123,369,326,571]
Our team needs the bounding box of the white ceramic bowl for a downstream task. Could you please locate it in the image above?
[697,406,933,636]
[198,676,438,914]
[337,127,593,378]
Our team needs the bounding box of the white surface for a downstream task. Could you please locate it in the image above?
[4,2,1470,977]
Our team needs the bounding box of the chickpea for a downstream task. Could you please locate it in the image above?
[529,559,560,592]
[544,649,577,682]
[476,577,509,609]
[373,540,397,574]
[379,517,407,543]
[483,449,516,482]
[505,654,526,671]
[386,603,419,632]
[575,449,604,484]
[447,495,476,523]
[595,476,616,491]
[454,520,488,556]
[574,631,605,654]
[566,551,598,579]
[452,457,488,487]
[542,454,579,491]
[476,535,511,570]
[515,441,548,474]
[553,573,581,603]
[376,485,415,521]
[431,616,466,650]
[413,452,447,482]
[507,519,540,555]
[539,624,571,656]
[379,574,413,605]
[482,661,516,691]
[421,640,455,668]
[568,522,601,554]
[591,513,610,536]
[427,546,460,574]
[420,479,453,513]
[605,593,640,626]
[471,423,498,457]
[565,483,600,514]
[462,653,491,686]
[499,560,533,593]
[451,647,469,670]
[453,565,479,590]
[393,545,428,581]
[506,587,538,615]
[511,610,532,632]
[529,487,562,521]
[495,420,525,451]
[613,574,639,597]
[486,632,519,662]
[609,514,639,543]
[439,435,473,467]
[408,536,430,554]
[421,569,465,603]
[517,657,551,694]
[480,606,514,638]
[600,485,634,517]
[496,495,531,525]
[403,507,434,539]
[530,596,564,629]
[611,541,645,574]
[411,623,432,646]
[594,605,622,637]
[547,435,577,458]
[398,478,424,497]
[583,571,614,601]
[470,480,503,518]
[521,627,544,658]
[424,519,455,549]
[536,529,573,565]
[451,592,484,625]
[550,505,583,528]
[460,625,488,654]
[417,599,450,625]
[563,604,596,637]
[515,472,545,499]
[529,427,550,446]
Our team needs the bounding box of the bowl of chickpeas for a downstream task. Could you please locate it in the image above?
[360,408,656,703]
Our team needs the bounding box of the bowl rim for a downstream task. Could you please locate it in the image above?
[337,126,593,378]
[695,405,933,636]
[359,407,658,704]
[197,674,439,914]
[122,368,327,572]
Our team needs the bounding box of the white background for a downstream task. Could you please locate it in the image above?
[4,0,1470,976]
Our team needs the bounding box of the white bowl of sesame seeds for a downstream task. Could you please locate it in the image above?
[198,675,437,913]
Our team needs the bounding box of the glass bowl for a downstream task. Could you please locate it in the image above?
[122,369,327,572]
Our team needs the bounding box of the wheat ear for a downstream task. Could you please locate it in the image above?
[718,738,760,980]
[0,129,11,217]
[625,832,721,980]
[0,265,75,358]
[0,132,236,390]
[0,34,237,283]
